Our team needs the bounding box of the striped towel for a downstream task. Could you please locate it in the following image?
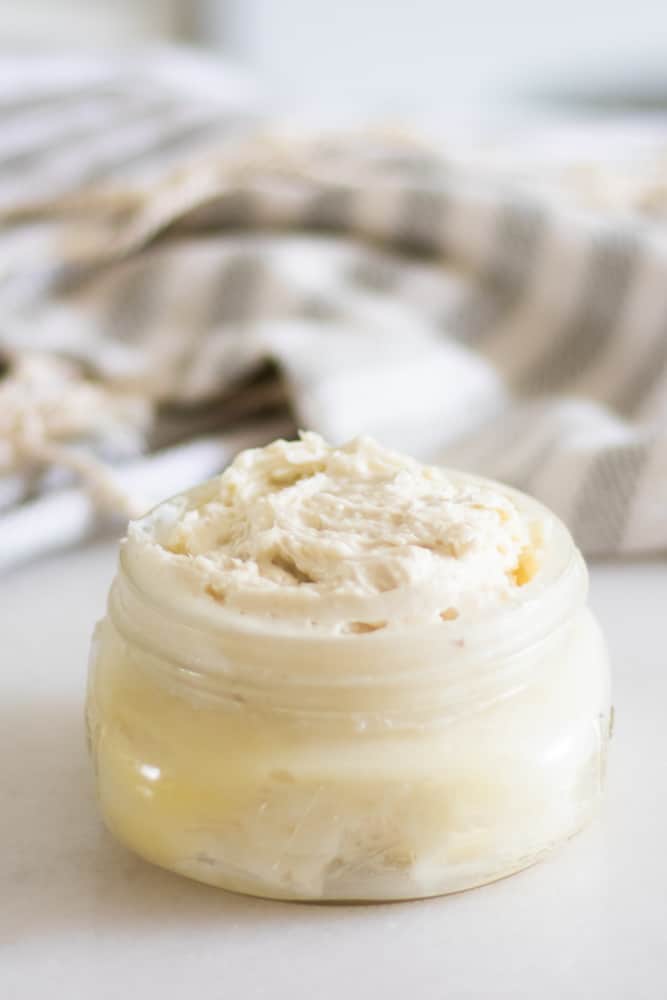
[2,53,667,572]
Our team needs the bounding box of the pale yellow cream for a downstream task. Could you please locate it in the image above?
[127,432,545,631]
[87,434,609,902]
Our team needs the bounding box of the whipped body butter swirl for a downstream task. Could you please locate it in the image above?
[87,434,611,901]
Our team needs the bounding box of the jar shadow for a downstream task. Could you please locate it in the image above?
[1,698,364,946]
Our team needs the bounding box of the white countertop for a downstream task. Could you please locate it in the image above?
[2,543,666,999]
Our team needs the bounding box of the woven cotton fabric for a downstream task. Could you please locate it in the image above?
[2,54,667,570]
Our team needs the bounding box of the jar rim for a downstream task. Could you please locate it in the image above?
[122,474,583,637]
[109,482,586,701]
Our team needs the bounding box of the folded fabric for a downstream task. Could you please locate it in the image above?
[1,52,666,571]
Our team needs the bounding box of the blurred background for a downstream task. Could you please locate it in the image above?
[2,0,667,121]
[1,0,667,570]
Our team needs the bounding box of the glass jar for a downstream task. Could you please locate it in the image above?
[86,493,611,902]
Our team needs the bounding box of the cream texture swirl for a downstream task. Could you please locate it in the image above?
[127,433,547,631]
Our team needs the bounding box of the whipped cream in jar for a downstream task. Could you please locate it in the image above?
[86,433,611,901]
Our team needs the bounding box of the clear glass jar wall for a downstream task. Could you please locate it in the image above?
[86,528,611,902]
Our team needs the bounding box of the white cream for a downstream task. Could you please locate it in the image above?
[127,433,546,631]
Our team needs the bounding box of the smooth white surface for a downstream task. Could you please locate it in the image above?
[2,542,666,999]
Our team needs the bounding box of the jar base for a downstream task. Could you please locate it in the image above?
[104,810,597,905]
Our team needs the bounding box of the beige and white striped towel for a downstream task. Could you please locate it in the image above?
[1,53,667,572]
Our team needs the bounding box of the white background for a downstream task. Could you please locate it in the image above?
[1,1,667,118]
[211,0,667,117]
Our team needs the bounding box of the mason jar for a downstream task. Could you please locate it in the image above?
[86,474,611,903]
